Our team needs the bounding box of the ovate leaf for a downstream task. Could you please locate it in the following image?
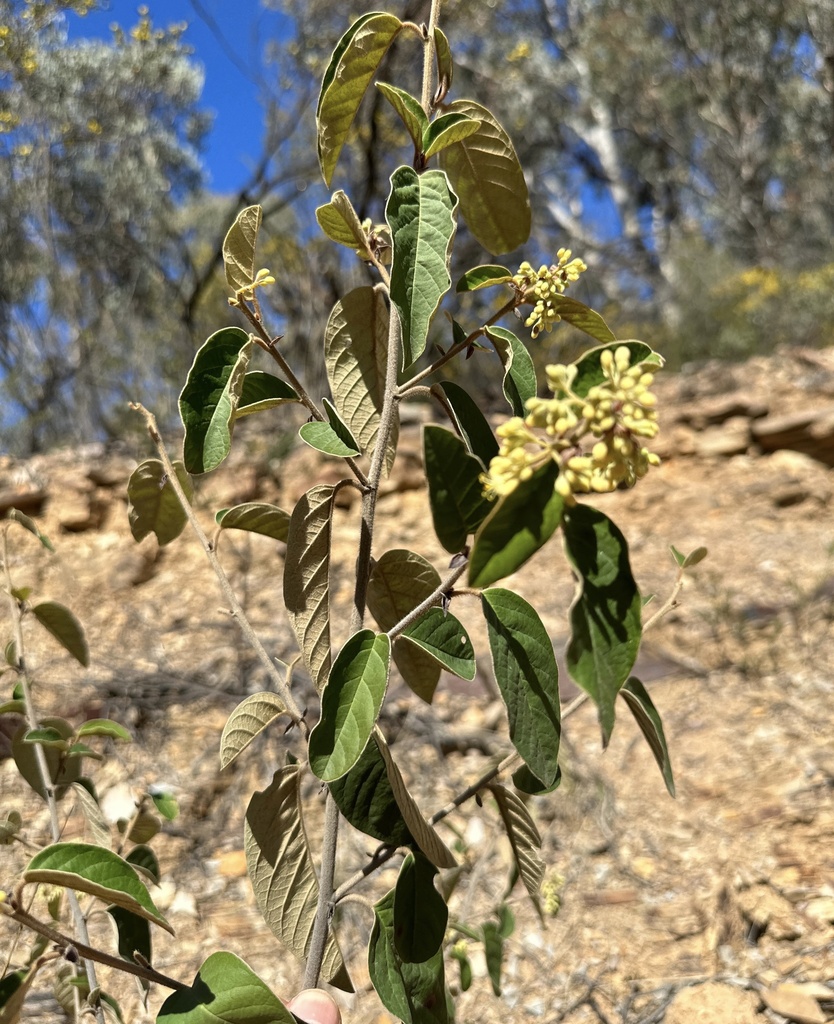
[487,326,536,417]
[317,12,403,187]
[620,677,675,797]
[4,508,53,550]
[481,589,561,787]
[423,424,494,553]
[76,720,130,742]
[283,485,334,691]
[376,82,428,152]
[220,692,289,770]
[469,460,563,588]
[387,166,458,368]
[438,99,530,255]
[325,285,398,475]
[394,852,448,964]
[157,952,296,1024]
[571,342,663,399]
[329,740,413,847]
[423,112,481,158]
[548,295,616,344]
[0,963,46,1024]
[512,763,561,796]
[24,843,172,933]
[482,918,505,996]
[31,602,89,667]
[180,327,252,475]
[309,631,391,782]
[369,889,450,1024]
[71,782,111,848]
[455,264,513,293]
[127,459,192,547]
[433,27,453,95]
[235,371,299,417]
[399,608,476,681]
[375,733,456,869]
[244,766,352,991]
[298,399,361,458]
[125,846,160,886]
[316,190,372,255]
[11,718,80,800]
[367,549,441,703]
[215,503,290,543]
[487,783,544,917]
[0,810,22,845]
[149,789,178,822]
[434,381,499,468]
[223,205,262,293]
[563,504,642,745]
[107,905,152,966]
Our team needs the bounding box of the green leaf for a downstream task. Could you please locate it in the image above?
[399,608,476,681]
[329,740,413,847]
[570,341,663,399]
[683,545,708,568]
[482,919,504,996]
[369,889,450,1024]
[394,852,448,964]
[512,763,561,796]
[125,845,160,885]
[76,719,130,742]
[10,587,31,602]
[481,589,561,787]
[215,503,290,543]
[374,733,456,869]
[4,508,53,551]
[222,205,262,293]
[563,504,642,745]
[71,782,111,847]
[179,327,252,475]
[298,399,361,458]
[235,371,299,417]
[387,166,458,368]
[12,718,80,800]
[669,545,686,568]
[433,27,453,95]
[423,112,481,159]
[24,843,172,933]
[23,727,68,748]
[325,285,398,476]
[438,99,530,255]
[127,459,192,547]
[423,424,494,553]
[283,485,334,692]
[309,631,391,782]
[317,12,403,187]
[433,381,499,469]
[547,295,616,344]
[220,692,290,770]
[316,189,372,254]
[4,642,18,669]
[469,460,563,588]
[488,782,544,917]
[150,788,178,821]
[0,699,24,715]
[0,810,22,846]
[450,945,471,992]
[244,766,352,991]
[367,549,442,703]
[125,810,160,844]
[455,264,513,293]
[99,991,125,1024]
[620,678,675,797]
[66,743,102,761]
[157,952,296,1024]
[487,326,536,417]
[107,905,152,966]
[31,602,88,667]
[0,962,47,1024]
[377,82,428,151]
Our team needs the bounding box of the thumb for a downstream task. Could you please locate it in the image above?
[287,989,342,1024]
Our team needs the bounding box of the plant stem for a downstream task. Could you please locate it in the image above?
[421,0,443,115]
[131,405,306,727]
[1,530,107,1024]
[303,791,339,989]
[386,561,468,639]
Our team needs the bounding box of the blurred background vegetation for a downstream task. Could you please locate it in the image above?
[1,0,833,452]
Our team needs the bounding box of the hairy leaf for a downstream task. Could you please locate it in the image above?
[434,380,499,468]
[299,398,361,458]
[220,692,290,770]
[423,112,481,158]
[387,166,458,368]
[375,732,456,869]
[455,264,513,293]
[369,889,450,1024]
[433,27,453,95]
[488,783,544,917]
[487,326,536,417]
[423,425,494,553]
[394,852,448,964]
[76,719,130,742]
[399,608,476,681]
[215,503,290,543]
[31,602,88,667]
[127,459,192,547]
[512,763,562,796]
[329,740,413,847]
[367,549,442,703]
[0,963,46,1024]
[571,342,663,399]
[469,461,563,588]
[563,504,642,745]
[482,919,505,995]
[71,782,111,848]
[317,12,403,186]
[481,589,561,787]
[4,508,53,551]
[309,631,391,782]
[377,82,428,152]
[125,845,160,885]
[0,810,22,846]
[180,327,252,475]
[549,295,616,344]
[107,905,152,967]
[244,766,352,991]
[24,843,172,933]
[12,718,80,800]
[325,285,398,475]
[283,485,334,691]
[158,952,295,1024]
[621,677,675,797]
[235,371,298,417]
[316,189,372,255]
[222,205,262,293]
[438,99,530,255]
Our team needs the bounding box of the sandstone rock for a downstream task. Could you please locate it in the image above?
[664,982,759,1024]
[693,416,751,458]
[762,984,826,1024]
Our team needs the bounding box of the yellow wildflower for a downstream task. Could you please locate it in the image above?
[513,249,588,339]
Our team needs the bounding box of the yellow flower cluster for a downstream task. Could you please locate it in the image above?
[482,345,660,503]
[513,248,588,338]
[234,268,275,304]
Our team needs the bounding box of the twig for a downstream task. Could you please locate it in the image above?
[643,566,685,632]
[420,0,443,116]
[386,561,468,640]
[304,792,340,989]
[130,405,305,727]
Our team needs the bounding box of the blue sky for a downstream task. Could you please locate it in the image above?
[66,0,285,193]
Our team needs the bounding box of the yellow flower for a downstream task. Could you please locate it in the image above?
[513,250,588,339]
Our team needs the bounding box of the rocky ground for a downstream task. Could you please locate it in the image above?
[2,345,834,1024]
